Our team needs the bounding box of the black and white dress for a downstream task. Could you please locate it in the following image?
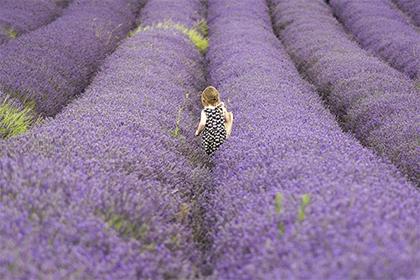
[202,103,227,155]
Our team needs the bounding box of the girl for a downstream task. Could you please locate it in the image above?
[195,86,233,155]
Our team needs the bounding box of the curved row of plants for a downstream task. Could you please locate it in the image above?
[202,0,419,278]
[392,0,420,26]
[329,0,420,81]
[270,0,420,182]
[0,0,211,278]
[0,0,142,139]
[0,0,67,44]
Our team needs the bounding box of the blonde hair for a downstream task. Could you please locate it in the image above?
[201,86,220,107]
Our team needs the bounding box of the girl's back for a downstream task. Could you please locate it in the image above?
[202,103,227,155]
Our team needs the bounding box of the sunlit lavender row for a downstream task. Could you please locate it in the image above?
[0,0,66,44]
[204,0,419,278]
[0,0,141,139]
[392,0,420,26]
[329,0,420,81]
[271,0,420,182]
[0,0,212,278]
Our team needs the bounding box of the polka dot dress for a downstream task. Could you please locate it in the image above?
[202,104,227,156]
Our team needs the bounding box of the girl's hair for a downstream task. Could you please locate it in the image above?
[201,86,220,106]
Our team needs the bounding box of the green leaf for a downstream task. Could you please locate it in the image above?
[301,194,311,207]
[5,26,18,38]
[277,222,285,236]
[275,192,283,215]
[297,194,311,222]
[195,19,208,37]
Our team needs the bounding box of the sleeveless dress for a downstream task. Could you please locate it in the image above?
[202,104,227,155]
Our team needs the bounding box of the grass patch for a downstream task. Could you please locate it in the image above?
[105,211,149,241]
[169,106,183,138]
[131,20,209,54]
[195,19,208,37]
[169,92,191,138]
[0,99,35,139]
[4,26,18,38]
[274,193,312,236]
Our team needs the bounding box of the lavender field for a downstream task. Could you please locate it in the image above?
[0,0,419,279]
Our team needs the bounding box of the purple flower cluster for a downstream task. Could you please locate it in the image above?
[0,0,210,278]
[393,0,420,26]
[0,0,140,121]
[329,0,420,81]
[204,0,420,278]
[270,0,420,182]
[0,0,65,44]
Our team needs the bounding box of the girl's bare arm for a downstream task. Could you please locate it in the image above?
[222,106,228,122]
[195,110,206,136]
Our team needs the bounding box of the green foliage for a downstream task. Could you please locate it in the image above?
[277,222,285,235]
[170,126,180,137]
[105,212,149,240]
[132,20,209,53]
[176,202,190,224]
[144,243,156,252]
[7,263,16,272]
[5,26,18,38]
[185,28,208,54]
[274,192,285,236]
[274,192,283,214]
[195,19,208,37]
[169,107,183,138]
[0,100,34,139]
[166,233,181,250]
[297,194,311,222]
[275,193,312,236]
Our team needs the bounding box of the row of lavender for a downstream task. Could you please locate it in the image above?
[329,0,420,81]
[393,0,420,26]
[0,0,211,278]
[0,0,141,138]
[203,0,419,278]
[270,0,420,182]
[0,0,66,44]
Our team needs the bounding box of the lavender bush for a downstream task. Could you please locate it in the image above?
[203,0,420,278]
[139,0,204,26]
[393,0,420,26]
[0,0,211,278]
[271,0,420,182]
[0,0,141,138]
[329,0,420,81]
[0,0,66,45]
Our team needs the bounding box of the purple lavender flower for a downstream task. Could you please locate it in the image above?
[392,0,420,26]
[0,0,66,44]
[329,0,420,81]
[0,0,141,138]
[0,0,210,278]
[203,0,420,278]
[271,0,420,182]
